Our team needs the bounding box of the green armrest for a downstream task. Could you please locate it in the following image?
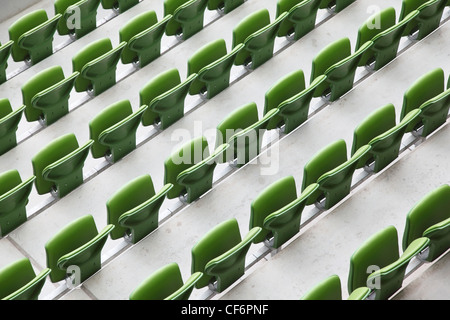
[0,40,13,84]
[277,0,322,40]
[0,100,25,155]
[0,170,35,237]
[319,0,355,12]
[72,38,126,95]
[208,0,245,14]
[164,0,209,40]
[421,218,450,261]
[188,38,244,99]
[0,258,51,300]
[101,0,139,12]
[417,88,450,137]
[120,11,172,67]
[45,214,113,283]
[55,0,101,39]
[130,263,202,300]
[8,10,61,64]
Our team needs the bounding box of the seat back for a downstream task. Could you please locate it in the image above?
[0,99,25,155]
[55,0,101,37]
[301,274,343,300]
[400,0,447,39]
[0,40,13,84]
[165,0,209,39]
[277,0,322,39]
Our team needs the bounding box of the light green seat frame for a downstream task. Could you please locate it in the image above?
[191,218,262,292]
[164,0,209,40]
[319,0,355,12]
[403,185,450,262]
[31,133,94,198]
[208,0,245,14]
[8,10,61,65]
[140,68,196,129]
[0,99,25,155]
[232,9,288,70]
[21,65,79,125]
[301,275,371,300]
[348,225,429,300]
[119,11,172,68]
[0,170,35,237]
[72,38,126,96]
[101,0,139,13]
[130,262,202,300]
[277,0,322,40]
[45,214,114,284]
[89,100,147,163]
[0,41,13,84]
[188,38,244,99]
[55,0,101,39]
[0,258,51,300]
[106,174,173,244]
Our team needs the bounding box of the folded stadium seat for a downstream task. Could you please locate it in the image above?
[0,258,51,300]
[31,133,94,198]
[400,68,450,137]
[0,41,13,85]
[191,218,261,292]
[214,102,279,167]
[55,0,101,39]
[119,11,172,68]
[89,100,147,163]
[21,65,79,126]
[45,214,114,284]
[72,38,126,96]
[301,139,370,210]
[310,37,373,101]
[348,225,429,300]
[140,68,196,130]
[232,8,288,70]
[164,0,209,40]
[319,0,355,13]
[207,0,245,14]
[187,39,244,99]
[101,0,139,13]
[403,184,450,262]
[356,7,420,71]
[0,170,35,237]
[8,10,61,65]
[249,175,319,249]
[351,104,422,173]
[0,99,25,156]
[276,0,322,41]
[399,0,447,40]
[263,69,326,134]
[129,262,202,300]
[164,136,229,203]
[106,174,173,244]
[301,274,371,300]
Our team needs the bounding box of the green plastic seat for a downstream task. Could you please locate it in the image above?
[301,275,371,300]
[101,0,139,12]
[21,65,79,125]
[89,100,147,163]
[164,136,229,203]
[191,218,262,292]
[356,8,420,71]
[0,170,35,237]
[106,174,173,244]
[55,0,101,39]
[400,68,450,137]
[0,40,13,85]
[8,10,61,65]
[277,0,322,40]
[72,38,126,96]
[207,0,245,14]
[119,11,172,68]
[215,102,279,166]
[0,258,51,300]
[403,185,450,262]
[45,214,114,284]
[399,0,447,40]
[130,262,202,300]
[164,0,209,40]
[232,9,288,70]
[302,139,371,209]
[140,68,196,130]
[249,175,320,249]
[352,104,422,173]
[187,38,244,99]
[31,133,94,198]
[310,37,372,101]
[0,99,25,156]
[319,0,355,12]
[348,225,429,300]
